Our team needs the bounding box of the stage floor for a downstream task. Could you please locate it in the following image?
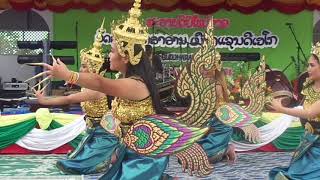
[0,152,292,179]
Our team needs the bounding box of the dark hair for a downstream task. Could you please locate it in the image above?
[124,44,168,114]
[98,57,110,74]
[312,54,320,64]
[145,44,153,57]
[99,56,118,74]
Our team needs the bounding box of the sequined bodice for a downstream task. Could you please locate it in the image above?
[300,80,320,134]
[215,81,228,109]
[80,94,109,118]
[111,96,155,124]
[302,81,320,121]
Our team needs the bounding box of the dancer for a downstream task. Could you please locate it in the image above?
[35,0,230,178]
[198,65,236,163]
[29,20,119,174]
[269,42,320,180]
[42,1,169,178]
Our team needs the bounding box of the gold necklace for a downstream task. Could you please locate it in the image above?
[304,84,320,105]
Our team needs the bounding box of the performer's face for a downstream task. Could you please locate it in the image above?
[109,41,129,71]
[80,62,89,73]
[307,55,320,81]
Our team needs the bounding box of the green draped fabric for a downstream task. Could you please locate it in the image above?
[48,120,84,148]
[0,119,37,149]
[271,126,304,151]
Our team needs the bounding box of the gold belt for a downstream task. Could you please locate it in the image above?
[305,122,320,135]
[119,123,132,136]
[110,122,133,139]
[85,116,102,128]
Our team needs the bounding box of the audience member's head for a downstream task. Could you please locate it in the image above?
[145,44,153,57]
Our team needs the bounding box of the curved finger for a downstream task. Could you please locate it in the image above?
[24,72,47,82]
[31,87,37,94]
[32,76,51,89]
[26,91,36,97]
[256,137,260,144]
[37,81,41,91]
[40,82,50,93]
[256,132,261,143]
[51,54,57,62]
[245,132,249,141]
[25,63,45,66]
[57,58,63,65]
[253,133,257,143]
[52,56,58,65]
[44,70,53,76]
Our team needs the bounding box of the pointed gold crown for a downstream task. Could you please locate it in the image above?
[311,42,320,60]
[111,0,148,65]
[80,18,106,75]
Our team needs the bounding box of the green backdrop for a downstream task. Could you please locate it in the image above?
[53,9,313,80]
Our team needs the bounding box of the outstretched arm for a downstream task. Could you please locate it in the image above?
[35,88,104,106]
[270,98,320,119]
[43,58,149,100]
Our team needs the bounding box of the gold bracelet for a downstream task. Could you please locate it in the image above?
[71,72,79,84]
[67,71,79,85]
[73,72,79,84]
[68,71,76,84]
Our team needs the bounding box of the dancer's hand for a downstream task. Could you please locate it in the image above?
[241,124,261,143]
[268,98,284,113]
[42,56,72,81]
[33,87,46,104]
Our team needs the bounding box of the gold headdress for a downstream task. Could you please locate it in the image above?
[311,42,320,60]
[80,18,106,75]
[111,0,148,65]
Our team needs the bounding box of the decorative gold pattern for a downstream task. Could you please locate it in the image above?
[302,79,320,105]
[111,96,155,138]
[80,19,106,75]
[78,19,109,128]
[124,120,170,154]
[305,122,315,134]
[311,42,320,60]
[111,97,155,124]
[241,56,266,115]
[302,79,320,122]
[175,20,218,127]
[111,0,148,65]
[80,90,109,126]
[175,143,213,177]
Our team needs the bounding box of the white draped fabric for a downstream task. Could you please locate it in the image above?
[232,107,302,152]
[16,116,86,151]
[12,107,302,152]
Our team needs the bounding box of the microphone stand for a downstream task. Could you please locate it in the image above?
[75,21,79,71]
[282,56,295,73]
[152,20,156,57]
[179,41,183,67]
[285,23,308,75]
[186,42,190,63]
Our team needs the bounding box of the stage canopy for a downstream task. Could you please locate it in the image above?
[1,0,320,14]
